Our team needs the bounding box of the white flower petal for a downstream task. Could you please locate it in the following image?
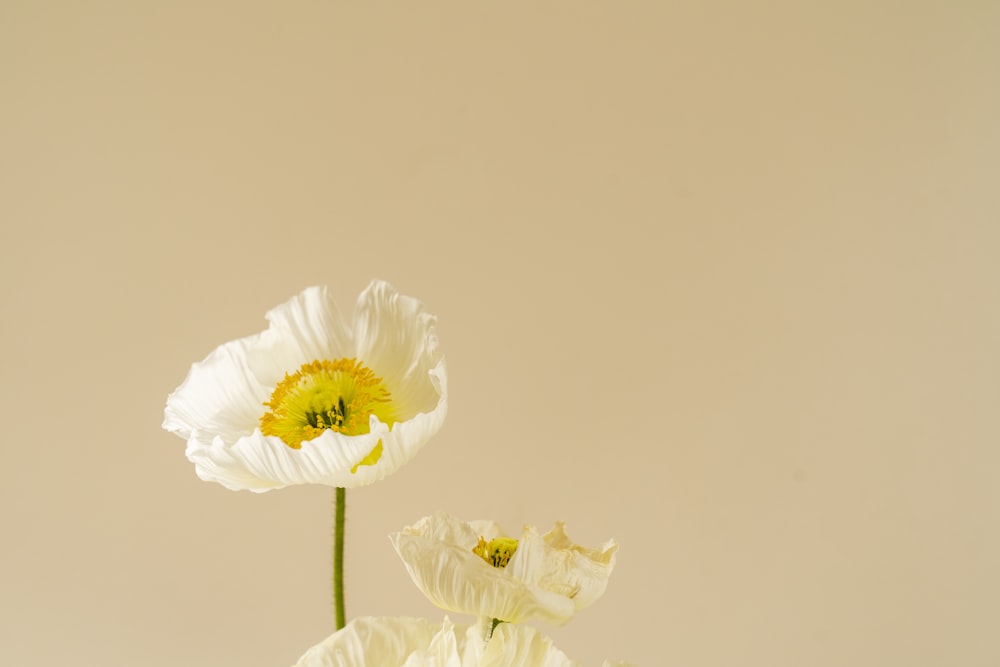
[293,617,438,667]
[390,514,617,626]
[353,281,443,418]
[245,286,352,385]
[292,617,597,667]
[163,337,268,442]
[164,281,446,492]
[421,616,464,667]
[510,523,619,613]
[482,623,578,667]
[185,426,388,492]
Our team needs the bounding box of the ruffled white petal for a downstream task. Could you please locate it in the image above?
[510,523,618,613]
[163,336,269,443]
[293,617,439,667]
[353,281,443,418]
[481,623,578,667]
[390,514,617,626]
[163,280,446,492]
[245,286,353,386]
[292,617,590,667]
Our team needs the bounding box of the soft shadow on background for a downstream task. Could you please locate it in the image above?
[2,2,998,666]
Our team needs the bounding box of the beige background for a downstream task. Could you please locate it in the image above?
[2,2,999,666]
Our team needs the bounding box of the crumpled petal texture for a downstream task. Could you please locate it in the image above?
[163,281,447,492]
[390,513,618,626]
[292,616,621,667]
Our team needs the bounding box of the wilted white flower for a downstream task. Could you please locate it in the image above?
[292,616,626,667]
[390,513,618,626]
[163,280,446,492]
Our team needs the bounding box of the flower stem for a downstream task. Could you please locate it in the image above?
[333,486,346,631]
[486,618,503,642]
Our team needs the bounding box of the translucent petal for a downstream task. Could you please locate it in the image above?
[353,281,443,419]
[511,523,619,613]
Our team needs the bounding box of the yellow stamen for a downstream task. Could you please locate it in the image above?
[473,536,519,568]
[260,359,395,468]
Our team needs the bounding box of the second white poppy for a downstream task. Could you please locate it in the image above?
[390,513,618,626]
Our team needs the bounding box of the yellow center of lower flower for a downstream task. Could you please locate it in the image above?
[473,536,519,568]
[260,359,395,460]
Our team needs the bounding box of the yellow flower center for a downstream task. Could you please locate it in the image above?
[473,536,519,568]
[260,359,395,465]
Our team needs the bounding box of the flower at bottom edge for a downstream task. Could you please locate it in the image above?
[389,513,619,626]
[291,616,632,667]
[162,280,447,492]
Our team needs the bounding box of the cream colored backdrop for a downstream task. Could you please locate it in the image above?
[2,2,998,666]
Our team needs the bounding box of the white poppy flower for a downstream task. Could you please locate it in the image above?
[163,281,446,492]
[389,513,618,626]
[292,616,626,667]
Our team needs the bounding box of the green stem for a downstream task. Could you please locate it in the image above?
[486,618,503,642]
[334,486,346,631]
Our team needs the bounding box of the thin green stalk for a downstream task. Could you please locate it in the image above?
[334,486,346,631]
[485,617,503,643]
